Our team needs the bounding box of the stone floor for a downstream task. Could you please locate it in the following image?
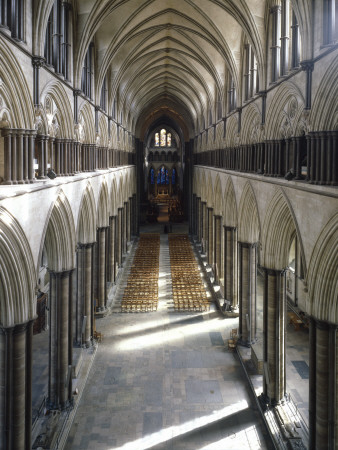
[31,220,310,449]
[65,225,272,449]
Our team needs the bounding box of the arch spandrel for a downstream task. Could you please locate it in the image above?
[40,81,74,139]
[0,37,35,129]
[77,183,97,244]
[97,181,109,228]
[237,181,260,244]
[78,103,96,145]
[223,177,238,228]
[213,174,223,216]
[310,55,338,131]
[110,178,118,216]
[307,213,338,324]
[42,190,76,273]
[0,207,36,327]
[261,189,305,272]
[206,172,214,208]
[200,169,207,203]
[265,81,305,139]
[193,169,201,197]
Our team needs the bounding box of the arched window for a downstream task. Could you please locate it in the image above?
[150,167,155,184]
[172,168,176,185]
[155,133,160,146]
[154,129,172,147]
[228,76,236,112]
[0,0,24,40]
[323,0,338,45]
[160,129,166,147]
[81,43,94,98]
[100,75,107,111]
[44,0,71,79]
[270,1,302,82]
[243,42,259,101]
[157,166,169,185]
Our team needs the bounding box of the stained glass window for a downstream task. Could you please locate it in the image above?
[150,168,154,184]
[172,168,176,185]
[160,129,166,147]
[167,133,171,147]
[166,169,169,184]
[160,166,165,184]
[157,170,161,184]
[155,133,159,147]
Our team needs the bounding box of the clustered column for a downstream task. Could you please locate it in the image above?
[0,321,34,450]
[213,215,222,283]
[117,208,123,267]
[207,207,214,267]
[95,227,108,311]
[308,320,337,449]
[108,216,117,283]
[196,197,201,242]
[123,201,128,254]
[238,242,257,345]
[76,243,94,346]
[202,202,207,254]
[128,197,132,241]
[307,131,337,185]
[132,194,138,236]
[1,129,35,184]
[262,268,286,405]
[223,226,238,309]
[48,270,74,410]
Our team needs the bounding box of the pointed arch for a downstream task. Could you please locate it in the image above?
[97,180,109,228]
[78,102,96,144]
[110,177,118,216]
[307,214,338,323]
[241,103,263,144]
[0,208,36,327]
[43,190,76,272]
[41,80,74,138]
[200,169,207,202]
[238,182,260,243]
[311,55,338,131]
[206,172,214,207]
[193,168,201,197]
[0,37,35,129]
[115,175,123,209]
[225,114,238,147]
[223,177,238,227]
[33,0,56,55]
[77,183,97,244]
[98,114,109,147]
[213,174,223,215]
[265,81,305,139]
[261,189,305,271]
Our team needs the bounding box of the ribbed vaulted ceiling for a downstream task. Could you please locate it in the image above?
[73,0,267,139]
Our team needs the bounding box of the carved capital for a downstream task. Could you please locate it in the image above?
[300,60,314,72]
[32,56,45,69]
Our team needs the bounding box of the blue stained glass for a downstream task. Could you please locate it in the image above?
[172,168,176,185]
[161,166,165,184]
[150,168,154,184]
[157,170,161,184]
[166,169,169,184]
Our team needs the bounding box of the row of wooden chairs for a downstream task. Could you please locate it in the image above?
[121,233,160,312]
[169,234,210,312]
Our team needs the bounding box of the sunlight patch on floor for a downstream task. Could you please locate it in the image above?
[198,424,262,450]
[116,316,227,351]
[111,401,249,450]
